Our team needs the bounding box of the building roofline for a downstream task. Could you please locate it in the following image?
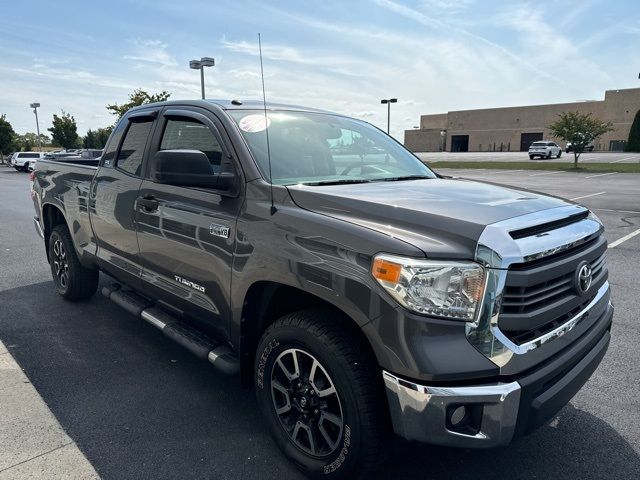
[421,87,640,118]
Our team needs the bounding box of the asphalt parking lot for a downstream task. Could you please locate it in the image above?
[1,166,639,479]
[417,151,640,163]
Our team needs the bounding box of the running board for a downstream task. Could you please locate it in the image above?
[102,284,239,375]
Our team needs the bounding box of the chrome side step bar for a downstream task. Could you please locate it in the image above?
[102,284,239,375]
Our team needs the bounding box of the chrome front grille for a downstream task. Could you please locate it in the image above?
[498,233,608,345]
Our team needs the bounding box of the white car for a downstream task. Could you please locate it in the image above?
[528,141,562,159]
[11,152,45,172]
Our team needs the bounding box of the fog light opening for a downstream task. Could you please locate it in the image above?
[450,405,467,426]
[447,404,482,435]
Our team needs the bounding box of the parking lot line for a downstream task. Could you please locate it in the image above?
[570,191,606,201]
[611,157,636,163]
[529,171,566,177]
[595,208,640,214]
[585,172,618,179]
[608,227,640,249]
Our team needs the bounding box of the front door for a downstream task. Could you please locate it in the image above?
[135,107,243,337]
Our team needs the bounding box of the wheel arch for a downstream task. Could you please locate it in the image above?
[42,203,68,262]
[238,281,378,386]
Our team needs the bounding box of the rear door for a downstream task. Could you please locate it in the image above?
[90,108,158,287]
[135,106,244,337]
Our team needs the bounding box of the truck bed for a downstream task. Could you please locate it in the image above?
[33,159,99,260]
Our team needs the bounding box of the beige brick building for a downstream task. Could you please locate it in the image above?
[404,88,640,153]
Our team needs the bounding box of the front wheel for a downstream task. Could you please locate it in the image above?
[557,151,562,158]
[49,224,99,300]
[255,310,388,479]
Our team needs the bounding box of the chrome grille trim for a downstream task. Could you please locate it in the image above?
[468,206,609,368]
[492,281,608,355]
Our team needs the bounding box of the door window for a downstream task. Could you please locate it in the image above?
[160,119,223,172]
[101,121,127,168]
[116,120,154,176]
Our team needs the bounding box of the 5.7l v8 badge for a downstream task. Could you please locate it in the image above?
[210,223,230,238]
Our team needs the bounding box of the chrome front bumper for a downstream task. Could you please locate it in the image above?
[383,372,521,448]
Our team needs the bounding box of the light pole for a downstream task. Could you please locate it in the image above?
[380,98,397,134]
[189,57,215,99]
[30,102,42,151]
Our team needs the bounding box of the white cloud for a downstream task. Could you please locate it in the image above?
[123,39,177,67]
[420,0,475,13]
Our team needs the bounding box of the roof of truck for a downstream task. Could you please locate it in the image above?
[130,99,335,114]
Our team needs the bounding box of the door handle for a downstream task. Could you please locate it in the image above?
[137,195,159,211]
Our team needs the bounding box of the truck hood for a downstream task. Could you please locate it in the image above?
[286,178,572,259]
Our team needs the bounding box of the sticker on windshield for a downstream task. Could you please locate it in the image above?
[238,114,271,133]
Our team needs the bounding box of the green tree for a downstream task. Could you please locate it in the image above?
[95,127,113,148]
[625,110,640,152]
[83,129,99,148]
[548,111,613,168]
[48,111,80,149]
[0,115,16,160]
[15,132,50,151]
[106,88,171,120]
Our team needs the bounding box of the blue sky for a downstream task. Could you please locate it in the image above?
[1,0,639,140]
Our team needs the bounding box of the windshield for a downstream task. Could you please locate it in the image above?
[228,110,436,185]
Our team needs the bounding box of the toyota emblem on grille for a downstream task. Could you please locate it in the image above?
[575,261,593,295]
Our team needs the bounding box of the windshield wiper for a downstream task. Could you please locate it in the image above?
[300,179,372,186]
[375,175,433,182]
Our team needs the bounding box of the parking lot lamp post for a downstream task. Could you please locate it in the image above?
[380,98,397,134]
[189,57,215,99]
[30,102,41,151]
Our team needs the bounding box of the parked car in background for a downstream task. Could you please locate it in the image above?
[566,141,594,153]
[11,152,45,172]
[3,152,17,165]
[528,141,562,159]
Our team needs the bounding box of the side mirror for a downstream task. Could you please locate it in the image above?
[149,150,235,190]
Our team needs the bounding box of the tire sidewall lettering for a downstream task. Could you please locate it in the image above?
[322,424,351,475]
[256,338,279,389]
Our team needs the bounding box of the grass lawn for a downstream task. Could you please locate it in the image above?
[424,161,640,173]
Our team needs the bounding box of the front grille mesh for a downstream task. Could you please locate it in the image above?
[498,232,607,345]
[502,252,605,315]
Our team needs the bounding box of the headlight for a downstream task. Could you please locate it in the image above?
[371,254,485,321]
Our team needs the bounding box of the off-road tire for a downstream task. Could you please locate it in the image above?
[255,309,389,479]
[49,224,99,301]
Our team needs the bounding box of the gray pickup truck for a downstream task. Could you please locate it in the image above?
[32,100,613,479]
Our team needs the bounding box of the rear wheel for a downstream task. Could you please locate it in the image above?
[49,224,99,300]
[529,155,535,160]
[255,309,388,479]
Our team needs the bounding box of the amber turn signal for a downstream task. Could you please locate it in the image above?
[372,258,402,284]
